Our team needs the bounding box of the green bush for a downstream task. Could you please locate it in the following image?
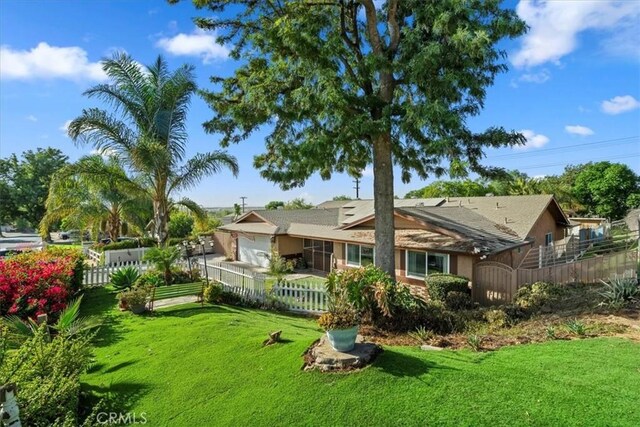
[168,211,195,238]
[267,248,294,278]
[170,267,201,284]
[92,238,156,252]
[484,304,527,329]
[135,271,164,288]
[425,273,470,302]
[0,325,94,426]
[515,282,562,311]
[444,291,474,310]
[109,266,141,290]
[117,286,152,312]
[203,282,224,303]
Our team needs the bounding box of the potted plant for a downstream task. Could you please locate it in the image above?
[117,286,151,314]
[317,288,359,352]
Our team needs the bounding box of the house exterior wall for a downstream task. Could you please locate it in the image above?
[276,235,303,256]
[529,209,565,246]
[212,231,234,258]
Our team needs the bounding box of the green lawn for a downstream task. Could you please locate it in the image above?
[82,287,640,427]
[265,274,326,290]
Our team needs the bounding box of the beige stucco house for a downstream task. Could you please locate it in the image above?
[216,195,571,286]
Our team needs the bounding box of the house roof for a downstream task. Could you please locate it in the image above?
[219,208,341,234]
[220,195,565,255]
[439,194,570,239]
[339,198,445,225]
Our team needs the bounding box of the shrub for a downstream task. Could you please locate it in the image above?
[170,267,201,285]
[135,271,164,288]
[515,281,561,311]
[219,290,244,306]
[117,286,152,312]
[91,238,156,252]
[0,324,94,426]
[109,266,141,291]
[203,282,224,303]
[267,248,294,278]
[425,273,470,302]
[0,251,84,321]
[317,310,359,330]
[599,277,639,307]
[546,326,557,340]
[444,291,474,310]
[484,304,527,329]
[168,211,195,238]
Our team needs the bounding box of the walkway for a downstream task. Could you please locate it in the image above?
[152,295,200,310]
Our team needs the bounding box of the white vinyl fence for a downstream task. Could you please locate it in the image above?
[194,260,328,313]
[82,261,152,287]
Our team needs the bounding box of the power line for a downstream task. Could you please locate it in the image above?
[486,136,639,160]
[498,153,640,171]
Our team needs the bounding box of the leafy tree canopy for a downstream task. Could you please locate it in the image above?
[573,162,640,220]
[332,195,353,201]
[265,200,285,210]
[284,198,313,210]
[0,148,68,229]
[179,0,526,277]
[168,211,195,238]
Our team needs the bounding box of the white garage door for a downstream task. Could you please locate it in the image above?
[238,235,271,268]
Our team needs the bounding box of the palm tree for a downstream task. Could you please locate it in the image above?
[40,155,152,241]
[143,246,182,285]
[67,53,239,244]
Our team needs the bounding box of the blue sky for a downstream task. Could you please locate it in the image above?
[1,0,639,207]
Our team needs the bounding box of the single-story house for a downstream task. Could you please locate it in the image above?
[217,195,571,286]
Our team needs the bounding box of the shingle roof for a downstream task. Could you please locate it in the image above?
[219,208,341,234]
[439,195,568,239]
[339,198,445,225]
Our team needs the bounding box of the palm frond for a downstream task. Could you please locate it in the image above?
[67,108,137,158]
[172,197,207,222]
[169,151,239,193]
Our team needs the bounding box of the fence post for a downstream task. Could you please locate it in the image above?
[0,383,22,427]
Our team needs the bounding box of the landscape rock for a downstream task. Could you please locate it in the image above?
[303,335,382,372]
[420,344,443,351]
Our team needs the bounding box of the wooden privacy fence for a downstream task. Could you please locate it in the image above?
[474,248,639,306]
[83,261,152,287]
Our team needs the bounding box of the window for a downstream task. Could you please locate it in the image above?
[406,250,450,279]
[346,244,375,266]
[545,233,553,246]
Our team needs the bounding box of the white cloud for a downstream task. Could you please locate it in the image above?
[601,95,640,115]
[519,69,551,84]
[90,147,116,158]
[297,191,314,203]
[156,28,229,63]
[26,115,37,122]
[512,1,640,67]
[565,125,594,136]
[59,120,72,136]
[517,130,550,150]
[361,166,374,178]
[0,42,107,81]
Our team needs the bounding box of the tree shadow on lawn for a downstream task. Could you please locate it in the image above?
[82,286,129,348]
[81,381,150,418]
[151,304,240,318]
[374,349,458,379]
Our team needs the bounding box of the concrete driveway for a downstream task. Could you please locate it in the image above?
[0,232,43,252]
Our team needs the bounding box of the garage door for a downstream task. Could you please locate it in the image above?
[238,235,271,268]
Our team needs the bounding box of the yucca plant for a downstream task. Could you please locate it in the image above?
[599,277,639,307]
[110,266,141,291]
[466,334,483,352]
[565,319,586,337]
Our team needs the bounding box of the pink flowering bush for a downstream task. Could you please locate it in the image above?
[0,249,84,321]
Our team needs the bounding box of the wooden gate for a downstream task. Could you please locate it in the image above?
[473,261,517,306]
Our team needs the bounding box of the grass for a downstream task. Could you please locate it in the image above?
[82,287,640,427]
[265,274,326,290]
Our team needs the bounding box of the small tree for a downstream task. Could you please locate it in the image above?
[265,200,285,210]
[143,246,181,285]
[168,211,195,238]
[284,198,313,210]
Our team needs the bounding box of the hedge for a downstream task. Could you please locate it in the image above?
[425,273,470,302]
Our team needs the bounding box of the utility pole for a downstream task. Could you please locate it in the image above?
[240,196,247,213]
[353,177,360,199]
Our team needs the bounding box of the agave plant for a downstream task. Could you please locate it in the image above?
[110,266,141,291]
[600,277,639,307]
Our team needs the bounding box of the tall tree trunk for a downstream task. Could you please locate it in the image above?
[108,209,121,241]
[153,198,169,246]
[373,132,396,279]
